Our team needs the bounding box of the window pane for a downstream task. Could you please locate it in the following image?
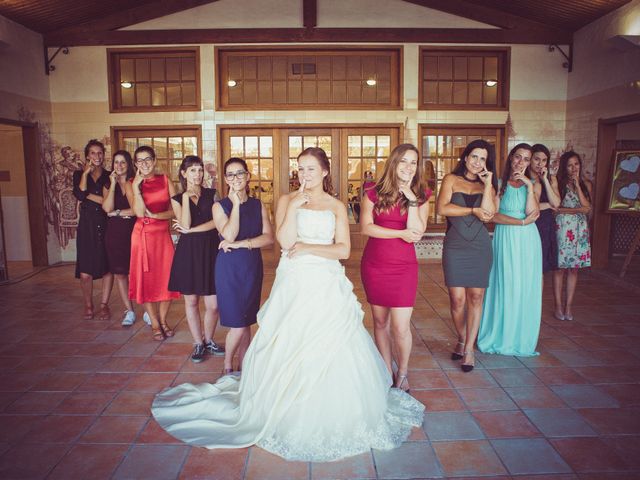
[424,56,438,80]
[184,137,197,156]
[166,58,181,81]
[230,137,244,157]
[484,84,498,104]
[438,82,452,104]
[242,136,257,158]
[139,137,152,147]
[289,136,302,157]
[120,59,134,83]
[135,59,149,82]
[348,157,361,180]
[454,57,467,80]
[260,158,273,180]
[136,83,150,105]
[377,136,390,157]
[181,57,195,81]
[259,136,273,157]
[151,84,165,106]
[169,137,183,158]
[319,136,332,156]
[246,159,259,177]
[166,83,181,105]
[423,81,437,104]
[348,136,361,156]
[153,138,168,158]
[453,82,467,104]
[468,57,483,80]
[303,136,318,149]
[468,82,482,104]
[362,136,376,156]
[124,138,137,152]
[121,85,135,106]
[438,57,452,79]
[484,57,498,80]
[182,83,196,105]
[150,58,165,81]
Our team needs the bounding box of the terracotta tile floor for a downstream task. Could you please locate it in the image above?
[1,255,639,479]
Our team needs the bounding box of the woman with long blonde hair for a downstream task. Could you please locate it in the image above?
[360,143,431,393]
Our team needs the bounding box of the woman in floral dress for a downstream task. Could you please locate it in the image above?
[553,151,592,321]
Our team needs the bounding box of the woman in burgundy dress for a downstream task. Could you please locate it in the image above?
[129,146,180,341]
[102,150,137,326]
[360,144,431,393]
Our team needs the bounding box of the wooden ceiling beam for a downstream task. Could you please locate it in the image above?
[303,0,317,29]
[43,26,572,47]
[46,0,220,36]
[402,0,564,34]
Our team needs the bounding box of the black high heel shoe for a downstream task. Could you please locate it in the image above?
[451,340,465,361]
[461,351,475,373]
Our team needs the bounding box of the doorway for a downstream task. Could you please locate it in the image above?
[218,124,402,246]
[0,119,48,282]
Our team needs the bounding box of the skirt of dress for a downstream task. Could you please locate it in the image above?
[168,231,218,296]
[152,254,424,462]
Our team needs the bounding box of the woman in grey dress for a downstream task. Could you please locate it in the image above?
[437,140,498,372]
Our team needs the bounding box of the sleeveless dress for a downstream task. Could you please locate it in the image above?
[442,192,492,288]
[152,208,425,462]
[535,181,558,273]
[168,188,219,296]
[128,175,180,304]
[478,184,542,357]
[555,188,591,269]
[73,169,110,279]
[105,182,136,275]
[215,197,263,328]
[360,188,431,307]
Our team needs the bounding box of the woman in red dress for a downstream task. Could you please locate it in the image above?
[129,146,180,341]
[360,144,431,393]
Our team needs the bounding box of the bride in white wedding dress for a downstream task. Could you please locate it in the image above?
[151,147,425,462]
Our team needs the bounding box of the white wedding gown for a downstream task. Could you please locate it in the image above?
[152,208,425,462]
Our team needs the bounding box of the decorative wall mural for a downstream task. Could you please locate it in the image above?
[608,150,640,213]
[18,106,110,248]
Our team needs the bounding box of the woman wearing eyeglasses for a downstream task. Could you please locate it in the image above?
[129,146,180,341]
[213,157,274,375]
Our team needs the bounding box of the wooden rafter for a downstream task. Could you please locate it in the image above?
[44,26,572,47]
[303,0,317,29]
[46,0,219,37]
[402,0,565,35]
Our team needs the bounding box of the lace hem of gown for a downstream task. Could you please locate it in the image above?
[257,388,424,462]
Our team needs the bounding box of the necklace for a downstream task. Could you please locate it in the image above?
[462,173,481,183]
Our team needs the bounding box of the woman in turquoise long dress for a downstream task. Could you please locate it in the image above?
[478,143,542,357]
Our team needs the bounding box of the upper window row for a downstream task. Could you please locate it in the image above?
[108,46,509,113]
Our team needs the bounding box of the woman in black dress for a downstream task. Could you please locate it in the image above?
[102,150,137,326]
[73,139,114,320]
[170,156,225,363]
[437,140,497,372]
[530,144,561,278]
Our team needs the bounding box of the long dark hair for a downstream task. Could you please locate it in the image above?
[374,143,429,214]
[500,143,533,197]
[84,139,105,159]
[531,143,551,182]
[178,155,204,192]
[223,157,250,194]
[557,150,591,203]
[111,150,135,180]
[297,147,333,195]
[451,139,498,191]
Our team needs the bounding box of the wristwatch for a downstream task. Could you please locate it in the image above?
[116,209,121,217]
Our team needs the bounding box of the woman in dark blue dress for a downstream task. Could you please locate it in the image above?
[170,156,225,363]
[530,144,561,276]
[213,157,274,376]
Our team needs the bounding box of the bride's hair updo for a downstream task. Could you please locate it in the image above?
[297,147,334,195]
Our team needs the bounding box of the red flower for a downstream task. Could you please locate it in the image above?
[566,230,575,242]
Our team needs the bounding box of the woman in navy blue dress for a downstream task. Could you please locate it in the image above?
[213,157,274,375]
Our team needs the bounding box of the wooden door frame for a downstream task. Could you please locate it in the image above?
[592,112,640,269]
[0,117,48,267]
[216,122,404,201]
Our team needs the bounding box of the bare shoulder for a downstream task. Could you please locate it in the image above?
[329,195,347,214]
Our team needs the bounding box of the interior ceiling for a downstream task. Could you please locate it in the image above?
[0,0,632,34]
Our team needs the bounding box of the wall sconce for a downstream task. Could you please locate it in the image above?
[120,81,133,89]
[365,78,377,86]
[485,80,498,87]
[227,79,237,87]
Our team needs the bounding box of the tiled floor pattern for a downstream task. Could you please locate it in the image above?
[1,254,639,479]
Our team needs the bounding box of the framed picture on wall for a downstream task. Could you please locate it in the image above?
[607,150,640,214]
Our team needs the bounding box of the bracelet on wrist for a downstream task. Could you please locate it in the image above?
[407,200,419,207]
[247,239,252,250]
[521,219,525,226]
